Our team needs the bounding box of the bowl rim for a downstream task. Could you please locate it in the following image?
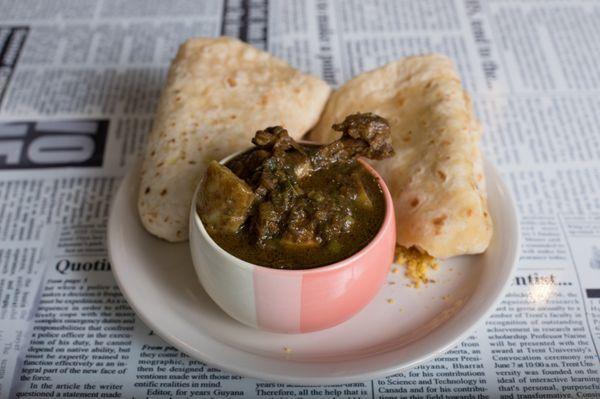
[190,142,396,276]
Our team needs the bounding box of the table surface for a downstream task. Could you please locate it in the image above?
[0,1,599,398]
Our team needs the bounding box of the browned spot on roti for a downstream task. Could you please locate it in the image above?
[144,187,150,194]
[410,198,420,207]
[437,171,446,181]
[433,215,447,226]
[467,208,473,217]
[160,189,167,196]
[188,160,197,165]
[433,215,447,235]
[227,77,237,87]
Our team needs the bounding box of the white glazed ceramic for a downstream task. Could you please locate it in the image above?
[189,153,396,333]
[108,158,519,384]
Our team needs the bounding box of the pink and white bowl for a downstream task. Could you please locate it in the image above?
[189,152,396,334]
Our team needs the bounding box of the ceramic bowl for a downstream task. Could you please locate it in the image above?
[189,149,396,333]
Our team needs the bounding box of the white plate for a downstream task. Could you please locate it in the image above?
[108,159,519,384]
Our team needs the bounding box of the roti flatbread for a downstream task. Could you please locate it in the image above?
[138,37,331,242]
[310,54,492,258]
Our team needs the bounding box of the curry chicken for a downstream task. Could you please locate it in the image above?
[197,113,394,269]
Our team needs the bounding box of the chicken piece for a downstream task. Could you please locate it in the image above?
[252,126,305,155]
[280,198,320,248]
[251,126,312,191]
[332,112,394,159]
[311,112,394,168]
[254,201,282,246]
[286,151,312,180]
[197,161,255,234]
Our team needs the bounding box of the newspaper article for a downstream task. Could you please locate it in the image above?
[0,0,599,397]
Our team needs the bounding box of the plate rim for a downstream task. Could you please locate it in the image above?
[108,158,520,384]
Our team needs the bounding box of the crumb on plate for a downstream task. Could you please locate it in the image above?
[386,298,395,304]
[283,347,292,354]
[395,245,439,288]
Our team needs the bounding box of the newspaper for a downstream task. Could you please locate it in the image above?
[0,0,599,397]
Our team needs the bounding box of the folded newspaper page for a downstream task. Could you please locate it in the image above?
[0,0,599,398]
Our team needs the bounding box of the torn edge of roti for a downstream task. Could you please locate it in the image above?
[310,54,492,259]
[138,37,331,242]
